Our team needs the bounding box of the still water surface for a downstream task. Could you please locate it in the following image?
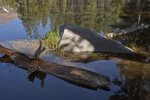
[0,0,150,100]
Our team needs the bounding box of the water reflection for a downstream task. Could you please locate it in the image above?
[108,29,150,100]
[1,0,149,37]
[0,0,150,100]
[120,0,150,24]
[114,28,150,64]
[0,6,17,24]
[110,59,150,100]
[1,50,150,99]
[115,28,150,54]
[28,71,46,88]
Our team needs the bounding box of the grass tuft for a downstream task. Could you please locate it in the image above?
[43,29,59,49]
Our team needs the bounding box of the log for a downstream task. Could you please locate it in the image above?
[0,45,111,91]
[104,24,150,38]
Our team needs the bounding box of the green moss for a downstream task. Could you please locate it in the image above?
[43,29,59,49]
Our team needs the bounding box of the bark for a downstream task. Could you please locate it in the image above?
[104,24,150,38]
[0,44,111,91]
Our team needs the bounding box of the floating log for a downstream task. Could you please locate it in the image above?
[0,44,111,91]
[104,24,150,38]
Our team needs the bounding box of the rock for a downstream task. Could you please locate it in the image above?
[58,23,133,53]
[0,39,81,66]
[0,44,111,91]
[0,39,39,56]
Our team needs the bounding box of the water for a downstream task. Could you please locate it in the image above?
[0,0,150,100]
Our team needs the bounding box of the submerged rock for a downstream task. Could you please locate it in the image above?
[0,39,82,66]
[0,39,39,56]
[58,23,133,53]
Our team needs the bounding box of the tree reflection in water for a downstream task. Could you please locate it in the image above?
[28,71,46,88]
[0,0,150,99]
[110,59,150,100]
[110,27,150,100]
[0,0,133,36]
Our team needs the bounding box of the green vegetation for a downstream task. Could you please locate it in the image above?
[43,29,59,49]
[0,0,135,36]
[1,0,149,53]
[1,0,149,36]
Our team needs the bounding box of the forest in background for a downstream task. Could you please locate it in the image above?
[0,0,150,100]
[0,0,149,36]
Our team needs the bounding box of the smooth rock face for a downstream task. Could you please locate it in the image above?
[58,23,133,53]
[0,39,39,57]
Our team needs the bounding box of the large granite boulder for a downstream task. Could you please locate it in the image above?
[58,23,133,53]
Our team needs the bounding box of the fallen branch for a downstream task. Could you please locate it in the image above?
[104,24,150,38]
[0,45,110,91]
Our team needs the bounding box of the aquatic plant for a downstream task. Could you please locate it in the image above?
[43,29,59,49]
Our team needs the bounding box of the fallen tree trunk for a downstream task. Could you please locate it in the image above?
[0,45,110,91]
[104,24,150,38]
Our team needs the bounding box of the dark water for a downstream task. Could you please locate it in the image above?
[0,0,150,100]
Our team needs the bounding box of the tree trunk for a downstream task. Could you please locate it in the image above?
[0,44,110,91]
[104,24,150,38]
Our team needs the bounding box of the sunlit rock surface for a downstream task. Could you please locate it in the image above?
[0,39,106,63]
[0,39,80,67]
[0,39,39,56]
[58,23,134,53]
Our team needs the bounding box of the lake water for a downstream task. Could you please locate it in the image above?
[0,0,150,100]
